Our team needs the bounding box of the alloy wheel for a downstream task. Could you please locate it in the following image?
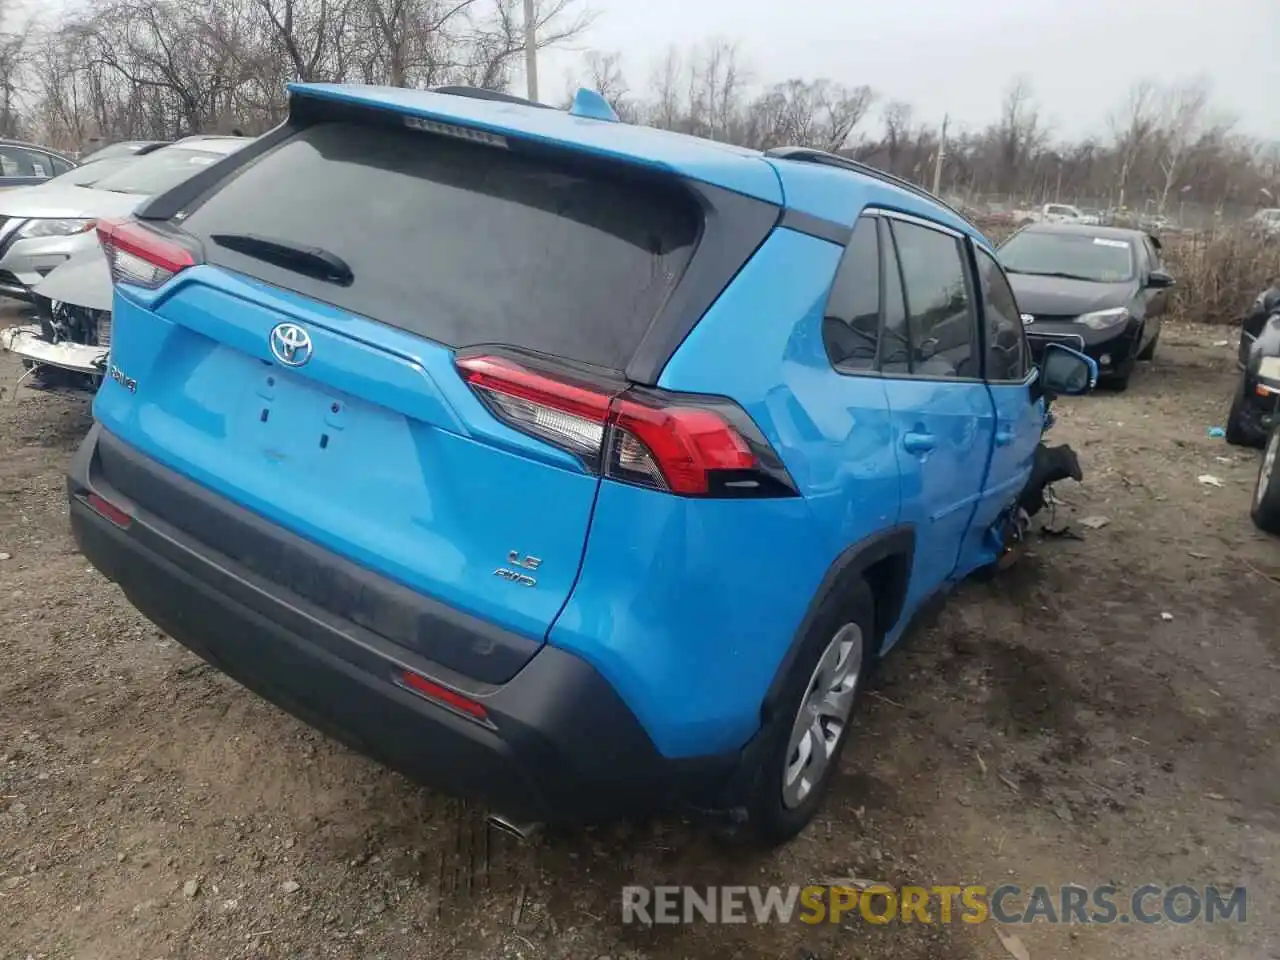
[781,623,863,810]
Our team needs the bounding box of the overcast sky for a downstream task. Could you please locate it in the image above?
[541,0,1280,142]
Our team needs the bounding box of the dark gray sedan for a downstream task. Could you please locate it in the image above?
[999,223,1175,389]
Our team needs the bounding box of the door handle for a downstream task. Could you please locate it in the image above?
[995,428,1014,446]
[903,431,937,454]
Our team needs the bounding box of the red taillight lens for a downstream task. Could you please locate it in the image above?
[610,401,755,494]
[83,492,133,529]
[457,354,796,498]
[97,218,198,290]
[457,355,611,463]
[400,670,488,720]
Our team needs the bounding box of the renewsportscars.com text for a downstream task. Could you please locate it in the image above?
[621,883,1247,926]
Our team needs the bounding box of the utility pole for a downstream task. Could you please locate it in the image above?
[523,0,539,102]
[932,114,948,196]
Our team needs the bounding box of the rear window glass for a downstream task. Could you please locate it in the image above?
[49,156,138,187]
[180,120,702,370]
[92,146,228,196]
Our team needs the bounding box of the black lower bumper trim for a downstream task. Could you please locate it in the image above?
[1027,322,1139,369]
[68,425,741,822]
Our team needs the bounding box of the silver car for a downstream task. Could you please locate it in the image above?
[0,136,247,301]
[1,136,249,391]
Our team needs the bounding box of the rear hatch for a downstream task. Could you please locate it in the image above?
[93,96,770,683]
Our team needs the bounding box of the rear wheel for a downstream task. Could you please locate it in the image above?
[1252,426,1280,535]
[744,580,875,846]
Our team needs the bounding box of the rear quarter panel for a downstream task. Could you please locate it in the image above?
[552,227,889,758]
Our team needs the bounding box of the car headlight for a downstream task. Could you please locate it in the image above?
[17,218,97,239]
[1075,307,1130,330]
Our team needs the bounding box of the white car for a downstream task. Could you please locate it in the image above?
[1017,203,1087,226]
[0,136,247,302]
[1,136,250,390]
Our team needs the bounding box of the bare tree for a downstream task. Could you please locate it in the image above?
[996,77,1046,195]
[0,0,32,136]
[647,45,682,130]
[1155,77,1211,214]
[880,100,913,174]
[576,50,636,120]
[1110,79,1160,211]
[9,9,1278,224]
[746,78,873,152]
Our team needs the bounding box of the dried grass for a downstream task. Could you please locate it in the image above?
[1161,231,1277,325]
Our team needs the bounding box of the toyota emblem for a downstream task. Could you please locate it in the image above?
[269,322,313,367]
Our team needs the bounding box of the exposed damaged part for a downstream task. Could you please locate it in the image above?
[1,298,111,395]
[1019,442,1084,518]
[2,323,107,375]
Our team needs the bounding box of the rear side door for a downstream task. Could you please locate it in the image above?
[965,245,1041,573]
[878,213,996,609]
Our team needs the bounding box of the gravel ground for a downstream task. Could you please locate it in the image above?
[1,312,1277,960]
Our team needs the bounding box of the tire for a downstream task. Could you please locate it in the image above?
[1137,328,1159,361]
[742,579,875,846]
[1100,354,1134,391]
[1252,426,1280,535]
[1225,379,1263,448]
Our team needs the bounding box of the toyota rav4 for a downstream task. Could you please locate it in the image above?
[68,83,1094,844]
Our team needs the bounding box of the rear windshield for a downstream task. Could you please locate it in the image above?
[47,156,138,187]
[79,141,151,164]
[92,146,229,197]
[179,120,702,370]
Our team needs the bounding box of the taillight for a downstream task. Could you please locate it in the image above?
[458,355,611,468]
[457,354,797,498]
[97,218,199,289]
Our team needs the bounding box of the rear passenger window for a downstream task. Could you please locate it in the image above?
[975,248,1029,382]
[822,217,880,370]
[889,219,978,379]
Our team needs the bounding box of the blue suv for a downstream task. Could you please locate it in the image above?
[67,83,1094,844]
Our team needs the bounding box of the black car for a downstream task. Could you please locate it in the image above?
[1225,279,1280,448]
[998,223,1175,389]
[1250,354,1280,536]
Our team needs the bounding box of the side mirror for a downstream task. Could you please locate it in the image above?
[1041,343,1097,396]
[1147,270,1175,289]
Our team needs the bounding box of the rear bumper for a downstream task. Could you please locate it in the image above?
[68,424,742,822]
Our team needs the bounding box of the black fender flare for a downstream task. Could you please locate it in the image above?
[759,525,914,721]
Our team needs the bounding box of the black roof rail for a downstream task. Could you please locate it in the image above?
[764,146,973,227]
[431,86,553,110]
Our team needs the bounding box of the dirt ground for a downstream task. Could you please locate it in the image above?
[1,309,1277,960]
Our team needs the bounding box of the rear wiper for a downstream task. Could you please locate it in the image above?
[210,232,354,287]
